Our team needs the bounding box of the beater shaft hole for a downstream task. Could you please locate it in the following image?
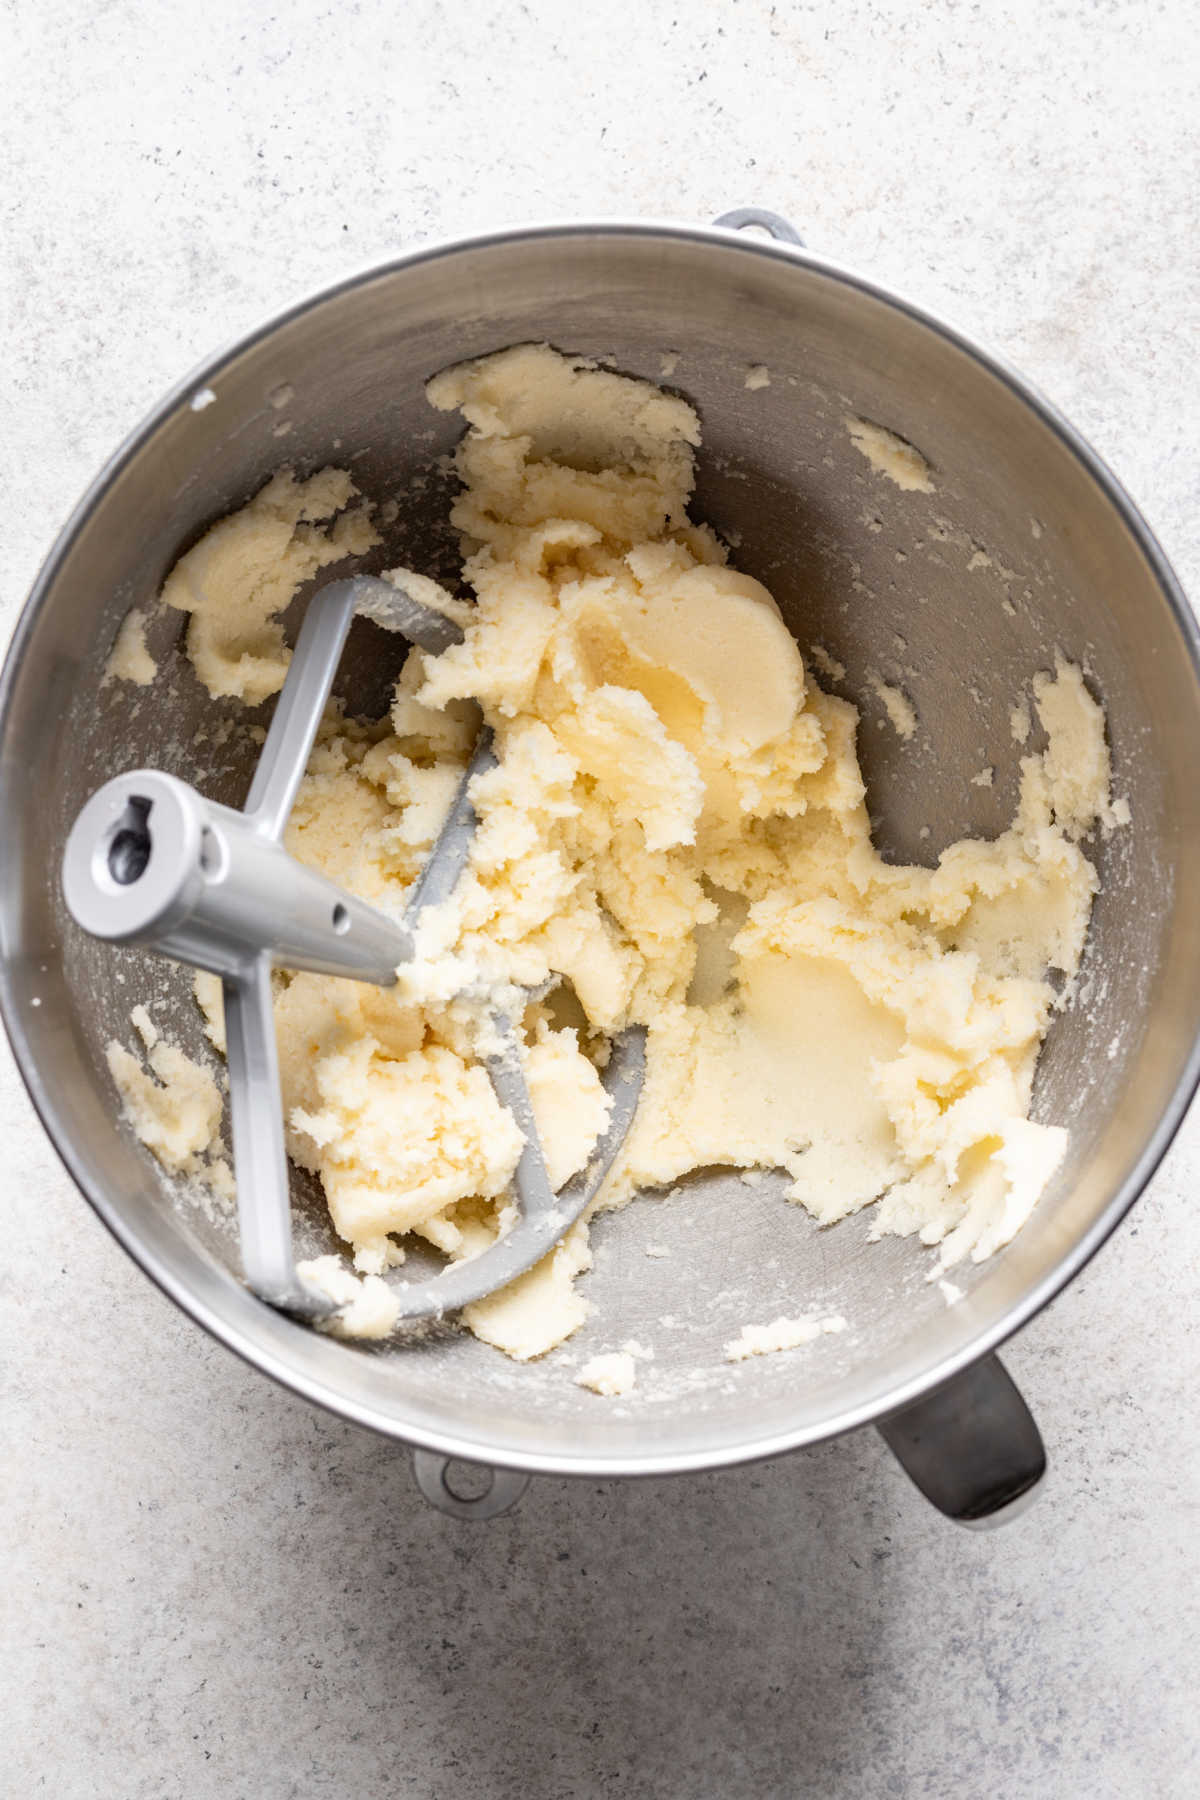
[108,796,152,885]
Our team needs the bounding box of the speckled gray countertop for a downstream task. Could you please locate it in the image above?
[3,3,1198,1795]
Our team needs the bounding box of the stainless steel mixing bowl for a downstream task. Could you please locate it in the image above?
[4,215,1198,1523]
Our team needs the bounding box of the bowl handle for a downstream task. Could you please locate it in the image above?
[877,1354,1046,1527]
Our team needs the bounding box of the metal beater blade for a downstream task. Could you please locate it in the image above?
[64,575,645,1325]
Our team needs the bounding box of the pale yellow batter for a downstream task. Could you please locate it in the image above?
[112,344,1120,1361]
[104,607,157,686]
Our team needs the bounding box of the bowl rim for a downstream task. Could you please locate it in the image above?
[4,214,1199,1478]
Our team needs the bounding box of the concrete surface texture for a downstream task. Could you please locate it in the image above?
[3,1,1198,1795]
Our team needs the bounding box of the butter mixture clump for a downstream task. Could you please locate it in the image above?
[158,345,1116,1358]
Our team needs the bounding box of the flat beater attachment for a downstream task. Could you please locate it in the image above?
[64,576,645,1324]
